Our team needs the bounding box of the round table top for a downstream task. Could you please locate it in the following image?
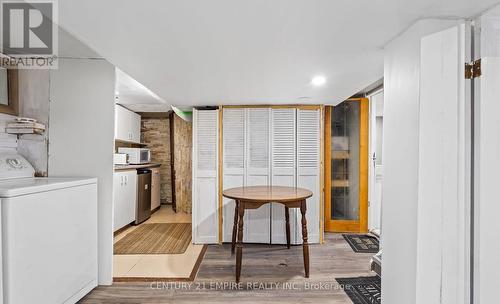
[222,186,313,202]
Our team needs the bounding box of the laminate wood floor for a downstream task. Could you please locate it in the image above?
[80,233,376,304]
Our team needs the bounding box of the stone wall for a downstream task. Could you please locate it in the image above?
[173,115,192,213]
[141,117,172,204]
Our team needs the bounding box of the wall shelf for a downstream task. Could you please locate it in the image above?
[332,179,349,187]
[114,139,148,147]
[6,129,45,135]
[332,150,349,159]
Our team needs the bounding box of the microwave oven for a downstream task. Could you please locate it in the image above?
[117,148,151,164]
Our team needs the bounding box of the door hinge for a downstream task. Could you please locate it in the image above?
[465,59,481,79]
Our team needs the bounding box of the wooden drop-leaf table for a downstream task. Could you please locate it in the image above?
[222,186,313,283]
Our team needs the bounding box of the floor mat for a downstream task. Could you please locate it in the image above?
[342,234,379,253]
[336,276,381,304]
[114,223,191,254]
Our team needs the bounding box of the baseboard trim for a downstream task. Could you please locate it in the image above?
[151,205,161,214]
[113,223,132,237]
[64,279,97,304]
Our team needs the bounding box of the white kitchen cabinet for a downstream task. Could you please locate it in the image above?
[115,105,141,143]
[113,170,137,231]
[151,167,161,210]
[115,105,129,141]
[130,111,141,142]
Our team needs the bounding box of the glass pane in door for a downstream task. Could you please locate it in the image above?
[331,100,360,220]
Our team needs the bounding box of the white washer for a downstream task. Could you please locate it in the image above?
[0,150,98,304]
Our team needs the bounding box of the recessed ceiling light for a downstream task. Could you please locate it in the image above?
[311,75,326,87]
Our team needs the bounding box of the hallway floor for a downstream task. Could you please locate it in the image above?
[113,206,204,280]
[83,233,375,303]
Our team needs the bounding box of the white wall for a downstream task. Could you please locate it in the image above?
[48,58,115,285]
[382,19,460,304]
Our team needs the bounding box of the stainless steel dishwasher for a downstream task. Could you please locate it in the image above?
[135,168,152,224]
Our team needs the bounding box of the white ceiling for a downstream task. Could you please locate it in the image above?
[58,0,500,107]
[59,29,172,112]
[114,68,170,112]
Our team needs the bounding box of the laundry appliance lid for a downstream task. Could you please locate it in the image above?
[0,150,35,180]
[0,177,97,198]
[0,150,97,198]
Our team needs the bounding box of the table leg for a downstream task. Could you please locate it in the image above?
[231,200,239,254]
[300,200,309,278]
[236,202,245,283]
[285,206,291,249]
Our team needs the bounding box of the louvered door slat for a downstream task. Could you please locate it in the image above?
[248,108,270,170]
[245,108,271,243]
[298,110,320,171]
[272,109,296,172]
[271,108,298,244]
[192,109,219,244]
[296,109,320,244]
[222,108,245,242]
[196,111,218,172]
[223,109,245,172]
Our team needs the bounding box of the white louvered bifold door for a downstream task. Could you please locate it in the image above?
[192,109,219,244]
[244,108,271,243]
[222,108,246,242]
[271,108,298,244]
[296,109,321,244]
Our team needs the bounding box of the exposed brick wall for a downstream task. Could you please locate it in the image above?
[141,117,172,204]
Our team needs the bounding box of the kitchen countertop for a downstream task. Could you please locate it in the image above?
[114,163,161,171]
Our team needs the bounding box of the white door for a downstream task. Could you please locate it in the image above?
[296,109,321,244]
[245,108,271,243]
[271,108,298,244]
[222,108,245,242]
[416,23,469,304]
[474,10,500,304]
[368,91,384,232]
[192,109,219,244]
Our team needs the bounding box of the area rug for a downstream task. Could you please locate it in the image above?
[336,276,381,304]
[342,234,379,253]
[114,223,191,254]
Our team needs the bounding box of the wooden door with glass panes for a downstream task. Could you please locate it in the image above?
[324,98,368,232]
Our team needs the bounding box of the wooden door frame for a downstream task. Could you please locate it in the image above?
[169,111,177,212]
[324,98,369,233]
